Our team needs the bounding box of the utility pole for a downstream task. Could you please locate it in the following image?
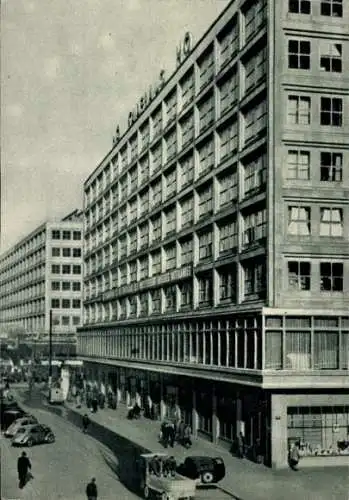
[48,309,53,393]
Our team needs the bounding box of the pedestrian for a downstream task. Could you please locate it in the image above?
[237,432,246,458]
[289,442,300,471]
[86,477,98,500]
[82,413,90,433]
[92,397,98,413]
[168,422,176,448]
[17,451,32,489]
[183,423,192,448]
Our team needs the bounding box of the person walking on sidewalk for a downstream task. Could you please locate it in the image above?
[86,477,98,500]
[82,413,90,433]
[17,451,32,489]
[288,442,300,471]
[183,424,192,448]
[237,432,246,458]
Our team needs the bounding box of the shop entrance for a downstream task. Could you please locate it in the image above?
[178,386,193,427]
[196,391,213,438]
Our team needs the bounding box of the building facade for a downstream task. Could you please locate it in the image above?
[78,0,349,468]
[0,210,83,356]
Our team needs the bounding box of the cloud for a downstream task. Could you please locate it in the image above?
[43,57,61,80]
[6,104,24,119]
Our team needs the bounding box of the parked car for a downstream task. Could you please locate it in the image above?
[12,424,55,447]
[1,409,28,430]
[176,456,225,485]
[4,416,38,437]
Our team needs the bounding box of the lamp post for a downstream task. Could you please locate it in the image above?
[48,309,53,392]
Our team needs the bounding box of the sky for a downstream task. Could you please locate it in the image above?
[0,0,229,253]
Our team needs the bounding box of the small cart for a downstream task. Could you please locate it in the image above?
[137,452,197,500]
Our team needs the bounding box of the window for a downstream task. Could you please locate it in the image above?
[139,155,149,184]
[62,316,70,326]
[286,150,310,180]
[320,262,343,291]
[152,251,161,276]
[166,245,176,271]
[320,208,343,237]
[165,207,176,235]
[120,175,127,201]
[73,231,81,240]
[62,281,70,291]
[129,166,138,192]
[314,332,339,369]
[63,231,71,240]
[62,299,70,308]
[139,223,149,249]
[288,40,311,69]
[51,230,60,239]
[219,268,236,301]
[180,282,192,308]
[287,95,311,125]
[244,0,267,43]
[244,47,267,92]
[140,122,150,151]
[320,42,342,73]
[151,180,162,206]
[180,71,194,109]
[288,261,311,290]
[288,206,311,236]
[320,152,342,181]
[243,209,267,245]
[180,239,193,265]
[73,299,81,308]
[244,260,266,296]
[139,257,148,280]
[285,332,310,369]
[219,171,238,207]
[52,248,60,257]
[119,264,127,286]
[129,296,137,317]
[62,264,70,274]
[51,298,60,308]
[139,293,148,315]
[244,99,267,143]
[180,154,194,187]
[73,265,81,274]
[199,231,213,260]
[139,190,149,215]
[320,97,342,126]
[129,261,137,283]
[180,196,193,228]
[219,220,238,253]
[198,138,214,176]
[219,121,238,160]
[198,93,214,133]
[321,0,342,17]
[165,90,177,124]
[288,0,311,14]
[218,18,238,68]
[198,47,214,89]
[198,275,213,305]
[51,281,60,291]
[119,205,127,230]
[130,134,138,161]
[164,286,177,311]
[165,168,177,198]
[62,248,71,257]
[129,198,138,222]
[51,265,60,274]
[243,153,266,194]
[152,106,162,139]
[151,289,161,314]
[265,331,282,369]
[72,282,81,291]
[180,113,194,148]
[198,184,213,218]
[72,316,80,326]
[219,73,238,116]
[166,130,177,161]
[152,216,162,242]
[151,142,162,173]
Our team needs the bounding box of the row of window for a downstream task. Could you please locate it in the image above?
[52,315,81,326]
[288,261,345,292]
[1,283,46,306]
[51,247,82,258]
[1,250,46,284]
[285,149,344,182]
[1,299,45,320]
[288,0,343,17]
[51,230,82,240]
[51,280,81,292]
[287,95,344,127]
[51,298,81,309]
[51,265,81,275]
[0,231,46,271]
[288,39,344,73]
[287,206,346,237]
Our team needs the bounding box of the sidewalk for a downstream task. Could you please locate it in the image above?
[61,398,348,500]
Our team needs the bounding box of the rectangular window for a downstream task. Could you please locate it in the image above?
[180,71,194,109]
[62,316,70,326]
[320,42,342,72]
[320,152,342,181]
[244,46,267,92]
[219,268,236,301]
[165,90,177,124]
[72,282,81,291]
[51,281,60,291]
[151,216,162,242]
[287,95,311,125]
[119,264,127,286]
[52,248,60,257]
[218,18,238,68]
[320,208,343,237]
[320,262,343,291]
[73,248,81,257]
[139,155,149,183]
[62,248,71,257]
[152,106,163,139]
[321,0,342,17]
[198,138,214,176]
[130,134,138,161]
[166,245,176,271]
[198,47,214,89]
[180,282,192,308]
[129,198,138,223]
[288,0,311,14]
[166,130,177,161]
[165,207,176,235]
[285,332,311,369]
[219,171,238,207]
[288,261,311,290]
[139,257,148,279]
[119,205,127,229]
[51,299,60,308]
[151,180,162,206]
[72,299,81,308]
[313,332,339,369]
[72,316,80,326]
[73,265,81,274]
[244,153,267,194]
[288,40,311,69]
[119,235,127,258]
[288,206,311,236]
[165,168,177,198]
[180,239,193,265]
[62,299,70,308]
[320,97,342,126]
[140,122,150,151]
[151,289,161,314]
[286,150,310,180]
[244,209,267,245]
[198,93,214,133]
[51,230,60,239]
[120,175,127,201]
[198,275,213,305]
[219,72,238,116]
[180,154,194,187]
[219,220,238,253]
[139,293,148,315]
[265,331,282,369]
[152,251,161,276]
[62,281,70,291]
[180,113,194,148]
[73,231,81,240]
[244,0,267,43]
[129,166,138,193]
[244,261,266,296]
[129,296,137,317]
[180,196,194,228]
[151,143,162,174]
[219,121,238,160]
[244,99,267,143]
[129,261,137,283]
[164,285,177,312]
[51,265,60,274]
[198,184,213,218]
[139,189,149,215]
[139,223,149,249]
[62,231,71,240]
[199,231,213,260]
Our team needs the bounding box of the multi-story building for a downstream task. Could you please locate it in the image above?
[0,210,83,356]
[78,0,349,468]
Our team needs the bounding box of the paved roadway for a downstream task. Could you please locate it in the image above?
[1,392,235,500]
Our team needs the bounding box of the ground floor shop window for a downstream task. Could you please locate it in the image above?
[197,392,212,435]
[217,396,236,441]
[287,406,349,456]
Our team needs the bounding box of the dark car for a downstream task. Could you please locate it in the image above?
[177,456,225,485]
[12,424,55,447]
[1,409,28,430]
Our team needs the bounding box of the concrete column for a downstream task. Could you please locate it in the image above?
[192,389,198,437]
[160,374,167,419]
[271,394,288,469]
[126,390,131,407]
[236,392,243,434]
[212,388,219,444]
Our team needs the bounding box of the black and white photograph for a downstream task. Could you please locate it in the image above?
[1,1,348,499]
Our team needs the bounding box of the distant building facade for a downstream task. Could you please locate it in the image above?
[0,210,83,356]
[78,0,349,468]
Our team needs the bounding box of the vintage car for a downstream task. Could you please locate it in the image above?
[4,416,38,437]
[137,453,197,500]
[176,456,225,485]
[12,423,55,447]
